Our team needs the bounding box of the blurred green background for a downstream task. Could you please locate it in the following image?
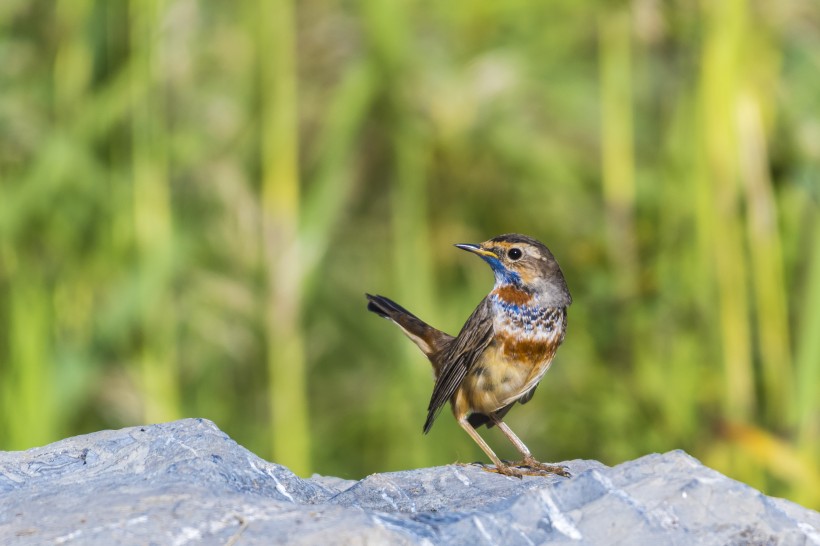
[1,0,819,508]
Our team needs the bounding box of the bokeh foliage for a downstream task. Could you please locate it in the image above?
[1,0,818,508]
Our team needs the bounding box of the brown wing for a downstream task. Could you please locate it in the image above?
[423,297,494,433]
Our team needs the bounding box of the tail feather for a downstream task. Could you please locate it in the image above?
[365,294,452,359]
[366,293,415,320]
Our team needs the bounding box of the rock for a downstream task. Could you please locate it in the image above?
[0,419,817,545]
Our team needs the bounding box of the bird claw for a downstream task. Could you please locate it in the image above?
[519,456,572,477]
[474,463,525,478]
[474,459,571,479]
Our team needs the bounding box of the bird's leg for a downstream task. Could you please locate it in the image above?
[456,417,524,478]
[491,417,570,477]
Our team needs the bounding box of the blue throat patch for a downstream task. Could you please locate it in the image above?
[481,255,522,286]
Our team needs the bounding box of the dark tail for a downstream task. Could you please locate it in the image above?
[365,294,452,359]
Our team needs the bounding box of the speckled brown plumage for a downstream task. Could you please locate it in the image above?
[366,233,572,478]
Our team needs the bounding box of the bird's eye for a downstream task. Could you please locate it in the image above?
[507,248,522,260]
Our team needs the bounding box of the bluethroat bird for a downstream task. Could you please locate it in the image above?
[366,233,572,477]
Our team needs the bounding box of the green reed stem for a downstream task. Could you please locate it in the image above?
[599,7,638,300]
[796,216,820,448]
[3,259,54,449]
[738,92,792,425]
[698,0,754,421]
[130,0,180,424]
[257,0,311,475]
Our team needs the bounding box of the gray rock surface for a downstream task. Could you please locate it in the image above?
[0,418,817,545]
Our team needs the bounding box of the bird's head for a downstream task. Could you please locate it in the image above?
[455,233,572,307]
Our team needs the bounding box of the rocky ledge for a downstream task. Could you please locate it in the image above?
[0,418,817,545]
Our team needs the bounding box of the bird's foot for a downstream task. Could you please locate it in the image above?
[480,462,525,478]
[518,455,571,478]
[470,461,563,479]
[461,459,570,478]
[459,461,524,478]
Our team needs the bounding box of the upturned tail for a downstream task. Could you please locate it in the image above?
[365,294,453,360]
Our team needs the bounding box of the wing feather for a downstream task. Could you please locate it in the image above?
[423,297,494,433]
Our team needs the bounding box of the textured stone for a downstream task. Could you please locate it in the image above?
[0,418,817,545]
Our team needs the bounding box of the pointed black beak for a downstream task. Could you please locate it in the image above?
[454,243,497,259]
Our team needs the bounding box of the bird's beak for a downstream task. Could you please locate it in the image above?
[454,243,497,259]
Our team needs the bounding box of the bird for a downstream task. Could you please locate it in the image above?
[366,233,572,477]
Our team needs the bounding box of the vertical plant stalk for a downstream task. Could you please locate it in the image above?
[795,217,820,448]
[4,267,53,450]
[257,0,311,475]
[698,0,754,421]
[599,7,638,300]
[737,93,792,425]
[0,0,95,450]
[50,0,93,441]
[130,0,180,424]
